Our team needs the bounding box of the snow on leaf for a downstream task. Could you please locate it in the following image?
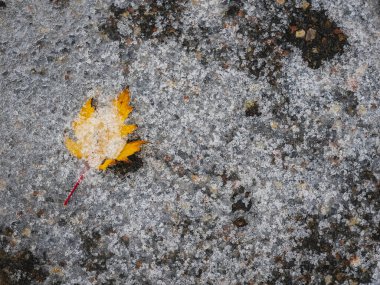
[65,87,146,170]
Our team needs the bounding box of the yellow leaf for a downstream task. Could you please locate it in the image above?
[65,137,83,158]
[120,124,137,137]
[64,87,145,170]
[114,87,133,120]
[72,98,95,135]
[117,140,146,162]
[99,159,116,170]
[79,98,96,119]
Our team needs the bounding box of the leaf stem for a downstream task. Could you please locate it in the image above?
[64,164,89,206]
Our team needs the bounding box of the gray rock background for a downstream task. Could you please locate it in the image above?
[0,0,380,284]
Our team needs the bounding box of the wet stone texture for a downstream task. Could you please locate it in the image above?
[0,0,380,284]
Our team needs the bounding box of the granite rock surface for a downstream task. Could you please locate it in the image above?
[1,0,380,284]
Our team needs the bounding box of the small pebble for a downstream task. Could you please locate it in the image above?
[295,29,306,38]
[270,121,279,129]
[22,227,31,237]
[305,28,317,41]
[302,1,310,9]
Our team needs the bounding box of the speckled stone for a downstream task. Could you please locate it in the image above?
[0,0,380,284]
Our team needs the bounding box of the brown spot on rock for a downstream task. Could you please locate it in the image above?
[135,260,143,269]
[233,217,248,227]
[245,101,262,117]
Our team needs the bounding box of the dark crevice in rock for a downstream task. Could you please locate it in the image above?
[0,249,48,285]
[286,6,348,69]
